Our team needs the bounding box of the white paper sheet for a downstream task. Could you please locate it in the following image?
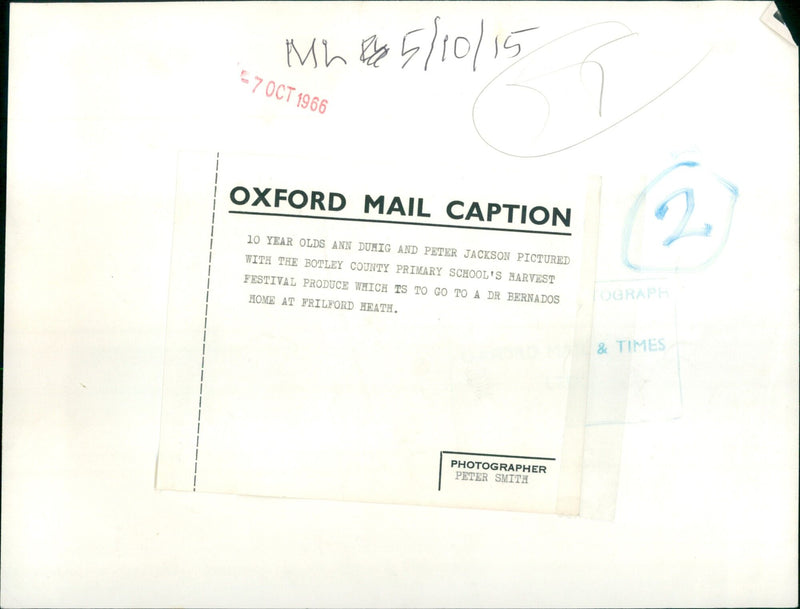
[3,2,797,607]
[155,150,599,514]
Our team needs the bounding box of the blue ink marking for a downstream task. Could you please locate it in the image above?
[622,161,739,272]
[654,188,713,246]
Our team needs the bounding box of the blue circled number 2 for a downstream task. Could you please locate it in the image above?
[654,188,712,247]
[622,161,738,272]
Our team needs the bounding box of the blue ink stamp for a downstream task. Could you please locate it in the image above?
[622,161,738,272]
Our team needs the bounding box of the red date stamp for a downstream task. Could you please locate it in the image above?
[239,67,328,115]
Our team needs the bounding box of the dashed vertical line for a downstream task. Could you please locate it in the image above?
[193,151,220,491]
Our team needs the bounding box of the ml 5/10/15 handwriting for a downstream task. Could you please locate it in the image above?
[285,17,540,71]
